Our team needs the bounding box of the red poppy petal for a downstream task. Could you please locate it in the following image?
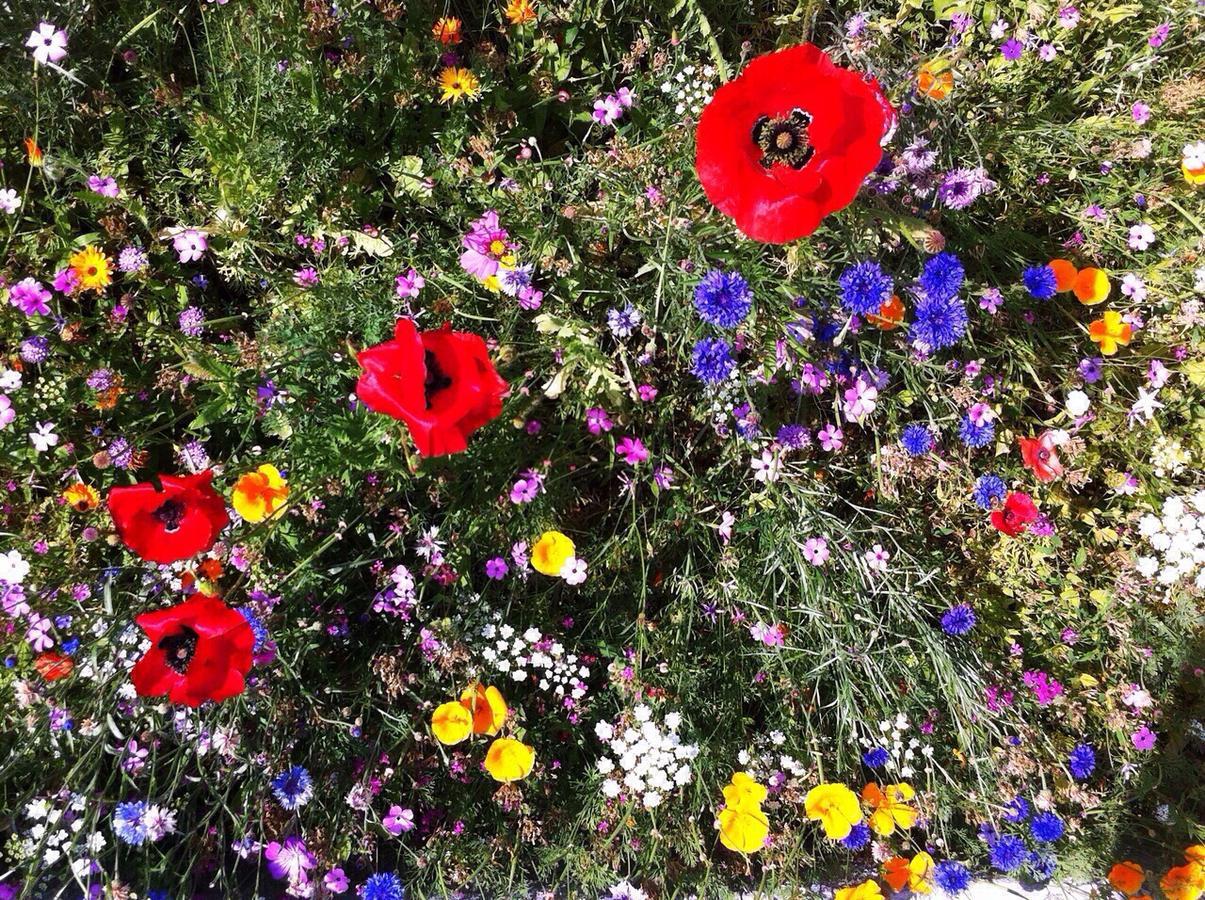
[131,649,177,697]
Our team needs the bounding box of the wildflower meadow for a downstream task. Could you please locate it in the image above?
[1,0,1204,898]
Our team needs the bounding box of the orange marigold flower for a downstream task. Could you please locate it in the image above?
[917,61,953,100]
[231,464,289,523]
[70,246,112,292]
[505,0,536,25]
[1088,310,1132,356]
[432,17,462,45]
[1161,863,1205,900]
[1109,861,1146,896]
[62,482,100,511]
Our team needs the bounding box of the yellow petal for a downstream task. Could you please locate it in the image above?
[431,701,473,745]
[484,737,535,782]
[718,804,769,854]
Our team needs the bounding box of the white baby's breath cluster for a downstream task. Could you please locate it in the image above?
[1149,435,1192,478]
[737,730,808,787]
[479,618,589,700]
[21,793,106,870]
[594,705,699,810]
[659,62,715,117]
[857,713,935,779]
[1135,492,1205,589]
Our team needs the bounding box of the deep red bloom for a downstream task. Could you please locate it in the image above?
[34,652,74,681]
[107,471,229,565]
[356,318,508,457]
[131,595,254,707]
[990,491,1040,536]
[695,43,893,243]
[1018,431,1064,483]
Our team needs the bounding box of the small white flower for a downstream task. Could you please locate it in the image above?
[29,421,59,452]
[1065,390,1091,417]
[602,778,621,798]
[0,549,31,585]
[26,22,68,65]
[642,791,662,809]
[0,188,21,215]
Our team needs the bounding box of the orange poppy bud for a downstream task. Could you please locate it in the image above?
[867,294,906,330]
[1073,268,1110,305]
[24,137,44,166]
[1047,259,1078,293]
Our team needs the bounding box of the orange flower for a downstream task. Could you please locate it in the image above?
[1186,847,1205,866]
[862,782,917,835]
[883,857,911,892]
[460,684,508,735]
[431,700,473,745]
[504,0,536,25]
[917,61,953,100]
[231,464,289,523]
[34,652,74,681]
[867,294,905,330]
[484,736,535,782]
[198,557,223,581]
[62,482,100,511]
[1073,267,1110,305]
[1088,310,1132,356]
[1109,861,1146,896]
[1047,258,1078,293]
[24,137,43,166]
[1160,863,1205,900]
[432,17,462,44]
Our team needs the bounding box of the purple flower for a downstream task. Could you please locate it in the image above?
[1131,101,1151,125]
[1000,38,1024,60]
[87,175,120,198]
[265,836,316,886]
[1131,726,1156,750]
[615,436,648,465]
[585,407,613,434]
[394,267,425,299]
[8,278,52,316]
[383,804,415,835]
[1148,22,1170,48]
[459,210,510,280]
[178,306,205,337]
[485,557,509,580]
[173,229,208,263]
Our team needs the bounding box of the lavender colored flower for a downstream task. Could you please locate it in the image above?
[20,335,50,364]
[118,245,149,273]
[178,306,205,337]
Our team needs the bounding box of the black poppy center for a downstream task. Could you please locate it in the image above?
[152,498,187,533]
[159,626,199,675]
[752,108,815,170]
[423,350,454,408]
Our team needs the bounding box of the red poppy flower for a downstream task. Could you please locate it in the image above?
[131,595,254,707]
[34,652,74,681]
[1018,431,1065,483]
[356,318,508,457]
[695,43,893,243]
[990,491,1039,537]
[107,471,229,565]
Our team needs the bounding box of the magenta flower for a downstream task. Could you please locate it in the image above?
[1131,101,1151,125]
[585,407,613,435]
[485,557,509,580]
[458,210,510,280]
[1131,726,1156,750]
[817,423,844,452]
[52,268,79,295]
[293,267,319,287]
[87,175,120,198]
[324,868,349,894]
[615,436,648,465]
[383,804,415,835]
[265,836,316,886]
[8,278,52,316]
[394,267,425,299]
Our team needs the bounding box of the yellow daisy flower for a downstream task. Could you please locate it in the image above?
[439,67,481,104]
[70,246,112,292]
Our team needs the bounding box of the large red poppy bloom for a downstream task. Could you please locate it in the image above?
[131,595,254,707]
[695,43,894,243]
[356,318,508,457]
[107,471,229,565]
[990,491,1040,537]
[1018,431,1064,483]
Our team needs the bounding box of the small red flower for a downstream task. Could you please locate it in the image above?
[356,318,508,457]
[107,471,229,565]
[1018,431,1064,483]
[34,651,74,681]
[990,491,1039,536]
[695,43,893,243]
[131,595,254,707]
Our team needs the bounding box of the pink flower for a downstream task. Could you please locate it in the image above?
[561,557,588,585]
[585,407,613,435]
[1131,101,1151,125]
[395,268,425,299]
[383,804,415,835]
[26,22,68,65]
[8,278,52,316]
[0,396,14,431]
[87,175,120,198]
[173,229,208,263]
[803,537,829,566]
[716,511,734,545]
[817,424,844,452]
[1131,726,1156,750]
[459,210,509,280]
[615,436,648,465]
[324,868,349,894]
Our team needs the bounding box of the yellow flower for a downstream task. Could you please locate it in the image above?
[908,851,935,894]
[531,530,575,576]
[231,464,289,523]
[1088,310,1132,356]
[24,138,43,166]
[862,782,918,836]
[722,772,768,810]
[835,880,883,900]
[1161,863,1205,900]
[69,246,112,292]
[1073,267,1110,305]
[62,482,100,512]
[438,67,481,104]
[505,0,536,25]
[460,684,508,735]
[804,782,863,840]
[484,736,535,782]
[718,803,769,854]
[431,700,474,745]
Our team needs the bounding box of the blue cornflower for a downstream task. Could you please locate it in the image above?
[862,747,890,768]
[1022,265,1057,300]
[362,872,405,900]
[1030,811,1064,843]
[989,834,1028,872]
[271,765,314,810]
[690,337,736,384]
[694,269,753,328]
[919,252,965,302]
[1028,851,1058,882]
[113,801,149,846]
[972,473,1007,509]
[839,261,894,315]
[1068,743,1096,780]
[934,860,972,894]
[941,603,977,635]
[959,414,995,448]
[900,424,934,456]
[1002,795,1030,823]
[912,293,968,351]
[840,822,872,850]
[238,607,269,653]
[499,264,534,296]
[776,424,810,449]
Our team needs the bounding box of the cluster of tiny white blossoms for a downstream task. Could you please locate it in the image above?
[21,793,106,871]
[857,713,935,779]
[594,705,699,809]
[1135,492,1205,589]
[659,62,716,117]
[479,618,589,700]
[1149,435,1192,478]
[737,730,808,788]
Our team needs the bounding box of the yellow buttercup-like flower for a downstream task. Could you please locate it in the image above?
[431,701,474,745]
[62,482,100,511]
[718,803,770,854]
[908,851,936,894]
[1088,310,1132,356]
[531,530,575,576]
[231,464,290,523]
[460,684,508,735]
[863,782,918,836]
[69,246,112,292]
[484,737,535,782]
[804,782,863,840]
[835,881,883,900]
[723,771,768,810]
[438,66,481,104]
